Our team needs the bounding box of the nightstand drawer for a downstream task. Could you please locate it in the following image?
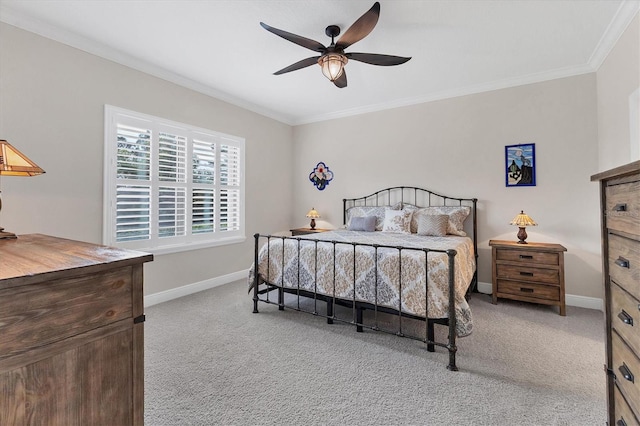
[495,249,559,266]
[496,279,560,301]
[612,331,640,417]
[611,282,640,358]
[609,234,640,300]
[614,386,640,426]
[496,264,560,285]
[606,179,640,236]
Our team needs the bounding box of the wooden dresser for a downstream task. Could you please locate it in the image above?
[0,234,153,425]
[489,240,567,315]
[591,161,640,426]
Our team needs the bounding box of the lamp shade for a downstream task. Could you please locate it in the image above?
[510,210,537,227]
[319,54,348,81]
[306,208,320,219]
[0,140,45,176]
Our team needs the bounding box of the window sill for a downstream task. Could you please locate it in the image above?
[125,235,246,256]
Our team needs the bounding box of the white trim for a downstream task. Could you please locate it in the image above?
[588,1,640,70]
[476,281,603,311]
[2,2,638,126]
[144,269,249,307]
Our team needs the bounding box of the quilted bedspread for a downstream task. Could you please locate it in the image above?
[249,230,476,337]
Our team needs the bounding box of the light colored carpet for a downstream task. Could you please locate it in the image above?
[144,281,606,425]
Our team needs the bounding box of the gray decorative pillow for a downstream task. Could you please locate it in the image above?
[348,216,377,232]
[416,214,448,237]
[346,205,399,231]
[410,206,470,236]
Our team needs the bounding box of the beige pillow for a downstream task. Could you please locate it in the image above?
[410,206,470,236]
[416,214,448,237]
[382,209,412,234]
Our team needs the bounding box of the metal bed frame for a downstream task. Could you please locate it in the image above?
[251,186,478,371]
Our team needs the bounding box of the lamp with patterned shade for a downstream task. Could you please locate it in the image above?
[0,140,46,239]
[306,208,320,230]
[510,210,537,244]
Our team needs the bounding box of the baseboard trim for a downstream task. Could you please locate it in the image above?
[476,281,603,311]
[144,269,249,307]
[145,275,603,311]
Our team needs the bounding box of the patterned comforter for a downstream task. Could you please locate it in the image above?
[249,230,476,337]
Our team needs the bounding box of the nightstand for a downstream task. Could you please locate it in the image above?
[290,228,331,236]
[489,240,567,316]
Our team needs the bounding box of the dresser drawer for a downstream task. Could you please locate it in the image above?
[615,386,640,426]
[609,234,640,300]
[496,279,560,301]
[495,249,559,266]
[606,179,640,236]
[496,264,560,285]
[612,282,640,357]
[612,331,640,417]
[0,267,133,360]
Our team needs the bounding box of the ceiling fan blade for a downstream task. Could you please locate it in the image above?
[335,2,380,50]
[333,71,347,88]
[346,52,411,66]
[260,22,326,53]
[274,56,321,75]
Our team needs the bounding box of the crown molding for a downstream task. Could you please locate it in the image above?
[0,4,296,126]
[2,2,636,127]
[293,63,595,125]
[588,0,640,70]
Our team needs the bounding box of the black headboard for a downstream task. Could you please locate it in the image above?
[343,186,478,272]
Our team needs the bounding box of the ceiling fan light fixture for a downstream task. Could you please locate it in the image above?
[319,53,348,81]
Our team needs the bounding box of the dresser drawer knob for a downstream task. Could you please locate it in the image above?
[613,203,627,212]
[519,271,534,277]
[617,418,627,426]
[519,287,534,293]
[617,310,634,326]
[618,363,634,383]
[614,257,630,268]
[519,254,533,260]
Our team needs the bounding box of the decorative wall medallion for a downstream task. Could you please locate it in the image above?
[309,162,333,190]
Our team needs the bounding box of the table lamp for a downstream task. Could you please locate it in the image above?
[510,210,537,244]
[0,140,46,239]
[306,208,320,230]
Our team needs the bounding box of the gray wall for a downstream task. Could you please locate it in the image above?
[1,11,637,303]
[292,74,602,299]
[596,13,639,171]
[0,23,293,296]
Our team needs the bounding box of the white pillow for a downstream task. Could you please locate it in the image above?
[382,209,412,234]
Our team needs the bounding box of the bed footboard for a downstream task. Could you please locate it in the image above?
[251,233,463,371]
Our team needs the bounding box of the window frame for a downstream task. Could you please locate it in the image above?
[103,105,245,255]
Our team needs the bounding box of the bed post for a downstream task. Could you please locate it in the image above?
[253,233,260,314]
[472,198,478,292]
[343,198,347,225]
[446,249,458,371]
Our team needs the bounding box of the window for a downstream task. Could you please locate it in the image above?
[104,105,245,254]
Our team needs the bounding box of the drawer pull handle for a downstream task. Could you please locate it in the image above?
[519,271,534,277]
[614,257,630,268]
[617,418,627,426]
[613,203,627,212]
[618,363,634,383]
[519,287,534,293]
[519,255,533,260]
[617,310,634,326]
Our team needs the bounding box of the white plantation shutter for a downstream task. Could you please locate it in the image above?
[104,106,245,253]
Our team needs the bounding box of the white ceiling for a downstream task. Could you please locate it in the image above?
[1,1,638,125]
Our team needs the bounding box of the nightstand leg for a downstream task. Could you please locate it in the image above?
[559,303,566,316]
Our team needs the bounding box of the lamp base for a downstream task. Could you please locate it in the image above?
[0,227,17,239]
[309,219,316,230]
[516,227,528,244]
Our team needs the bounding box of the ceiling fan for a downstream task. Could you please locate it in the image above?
[260,2,411,88]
